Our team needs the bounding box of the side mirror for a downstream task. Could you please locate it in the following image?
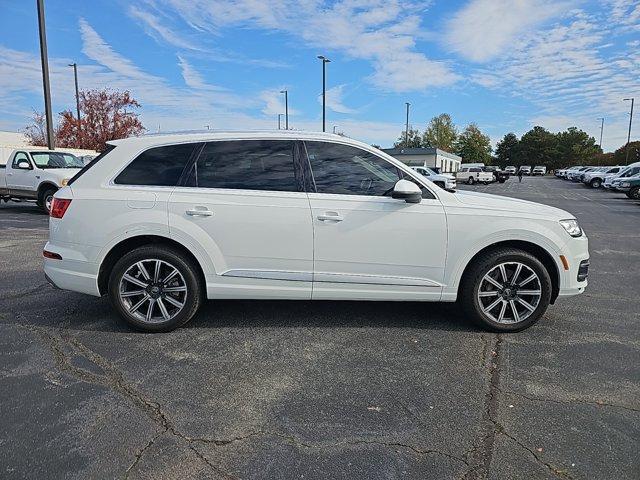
[392,179,422,204]
[16,160,31,170]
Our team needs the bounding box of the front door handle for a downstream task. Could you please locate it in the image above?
[186,208,213,217]
[317,212,344,222]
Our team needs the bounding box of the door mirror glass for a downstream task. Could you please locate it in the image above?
[392,179,422,204]
[16,160,31,170]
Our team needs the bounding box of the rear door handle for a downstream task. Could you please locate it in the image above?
[186,208,213,217]
[317,212,344,222]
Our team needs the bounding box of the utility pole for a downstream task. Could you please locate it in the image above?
[37,0,55,149]
[69,63,81,147]
[623,98,634,165]
[405,102,411,147]
[280,90,288,129]
[317,55,330,132]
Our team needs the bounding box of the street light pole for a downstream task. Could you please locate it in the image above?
[623,98,634,165]
[69,62,81,147]
[280,90,288,129]
[405,102,411,147]
[597,117,604,149]
[317,55,330,132]
[278,114,283,130]
[37,0,55,149]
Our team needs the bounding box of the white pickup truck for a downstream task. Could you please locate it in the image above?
[456,166,494,185]
[1,149,84,212]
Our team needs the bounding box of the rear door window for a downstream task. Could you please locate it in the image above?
[188,140,300,192]
[114,143,200,186]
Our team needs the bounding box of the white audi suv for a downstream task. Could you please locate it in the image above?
[44,131,589,332]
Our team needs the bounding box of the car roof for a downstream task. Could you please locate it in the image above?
[107,130,365,149]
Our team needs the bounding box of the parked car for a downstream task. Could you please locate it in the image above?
[556,166,582,178]
[0,149,84,212]
[483,166,509,183]
[411,166,456,190]
[504,166,517,175]
[456,166,494,185]
[617,174,640,199]
[43,131,589,333]
[582,166,623,188]
[567,166,593,182]
[519,166,532,175]
[603,163,640,189]
[532,166,547,176]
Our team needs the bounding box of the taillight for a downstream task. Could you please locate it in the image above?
[50,198,72,218]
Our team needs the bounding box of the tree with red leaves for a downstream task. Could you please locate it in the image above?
[25,89,145,152]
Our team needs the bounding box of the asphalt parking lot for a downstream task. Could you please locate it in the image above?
[1,176,638,480]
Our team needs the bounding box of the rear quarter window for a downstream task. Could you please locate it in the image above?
[114,143,200,186]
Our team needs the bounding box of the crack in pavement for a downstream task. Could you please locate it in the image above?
[17,324,235,480]
[20,323,469,478]
[497,387,640,413]
[461,334,578,480]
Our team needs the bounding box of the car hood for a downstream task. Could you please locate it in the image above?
[39,167,82,179]
[452,190,572,220]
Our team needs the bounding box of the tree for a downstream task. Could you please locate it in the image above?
[24,110,59,147]
[422,113,457,151]
[613,141,640,165]
[495,132,519,166]
[393,128,422,148]
[24,88,145,152]
[555,127,600,169]
[455,123,492,163]
[518,126,558,169]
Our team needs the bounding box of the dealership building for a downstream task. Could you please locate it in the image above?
[382,147,462,173]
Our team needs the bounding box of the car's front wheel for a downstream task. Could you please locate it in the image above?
[459,248,552,332]
[590,179,601,188]
[108,245,204,332]
[627,186,640,199]
[468,177,475,185]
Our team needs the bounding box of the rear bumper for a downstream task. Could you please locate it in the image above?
[43,241,101,296]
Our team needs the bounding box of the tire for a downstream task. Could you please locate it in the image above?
[468,177,475,185]
[627,186,640,199]
[108,245,204,332]
[498,178,506,183]
[39,187,57,213]
[590,179,601,188]
[459,248,552,332]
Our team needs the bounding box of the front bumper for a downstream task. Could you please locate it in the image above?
[557,234,589,298]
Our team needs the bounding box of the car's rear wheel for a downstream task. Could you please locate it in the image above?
[627,186,640,199]
[468,177,475,185]
[108,245,204,332]
[459,248,552,332]
[590,179,601,188]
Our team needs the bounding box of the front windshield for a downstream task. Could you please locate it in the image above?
[30,152,83,169]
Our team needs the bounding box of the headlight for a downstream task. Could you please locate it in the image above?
[60,178,70,187]
[621,182,631,187]
[559,219,582,237]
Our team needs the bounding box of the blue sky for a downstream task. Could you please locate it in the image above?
[0,0,638,151]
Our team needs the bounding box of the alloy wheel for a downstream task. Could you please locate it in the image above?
[118,259,188,323]
[45,194,54,212]
[477,262,542,324]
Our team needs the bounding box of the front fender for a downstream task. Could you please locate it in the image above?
[442,215,565,300]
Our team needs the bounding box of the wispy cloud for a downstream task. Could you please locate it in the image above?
[320,84,356,114]
[153,0,459,92]
[128,5,204,51]
[445,0,570,62]
[463,5,640,150]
